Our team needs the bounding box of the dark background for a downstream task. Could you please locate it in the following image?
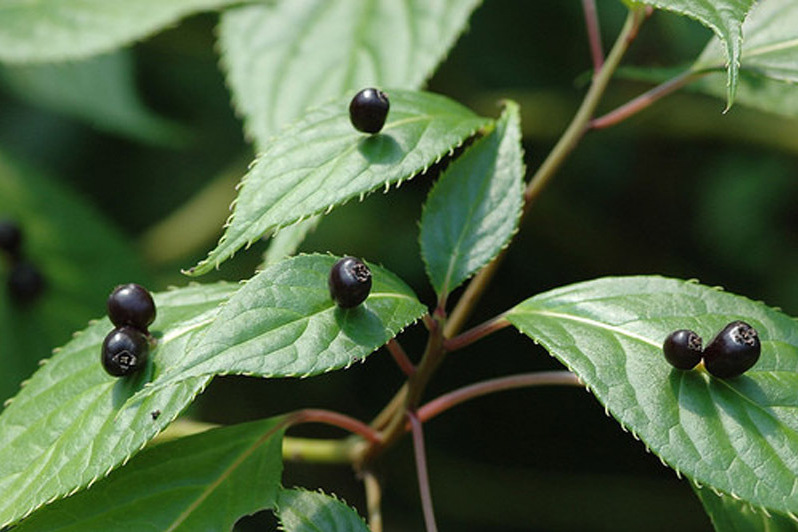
[2,1,797,530]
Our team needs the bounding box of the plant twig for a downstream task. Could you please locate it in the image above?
[582,0,604,74]
[408,410,438,532]
[417,371,582,424]
[386,338,416,376]
[286,409,383,444]
[590,70,705,129]
[443,316,511,352]
[443,7,648,340]
[282,436,360,463]
[363,470,384,532]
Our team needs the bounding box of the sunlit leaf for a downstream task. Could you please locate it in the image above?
[188,90,490,276]
[420,101,524,298]
[506,276,798,516]
[0,283,236,528]
[135,254,426,396]
[276,489,370,532]
[14,418,285,531]
[0,0,253,63]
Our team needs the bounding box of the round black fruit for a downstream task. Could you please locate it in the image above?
[349,88,389,134]
[703,321,761,378]
[0,219,22,258]
[7,261,46,304]
[107,283,156,331]
[329,257,372,309]
[663,329,703,370]
[101,326,149,377]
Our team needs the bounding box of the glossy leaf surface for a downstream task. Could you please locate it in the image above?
[14,418,285,531]
[219,0,483,149]
[0,283,237,528]
[188,90,490,276]
[138,255,426,394]
[0,0,251,63]
[420,101,524,297]
[646,0,756,107]
[506,276,798,516]
[276,489,370,532]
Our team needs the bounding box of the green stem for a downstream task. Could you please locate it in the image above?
[444,6,647,340]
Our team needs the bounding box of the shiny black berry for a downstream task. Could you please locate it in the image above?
[662,329,703,370]
[101,326,149,377]
[107,283,156,332]
[7,261,46,304]
[349,88,389,134]
[703,321,761,378]
[329,257,372,309]
[0,219,22,258]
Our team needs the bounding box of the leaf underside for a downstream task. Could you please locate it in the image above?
[647,0,757,108]
[420,100,524,297]
[694,485,798,532]
[188,89,491,276]
[0,283,237,528]
[13,419,285,531]
[506,276,798,517]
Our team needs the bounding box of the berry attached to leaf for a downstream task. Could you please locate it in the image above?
[349,88,390,134]
[703,321,761,378]
[101,326,149,377]
[329,256,372,309]
[107,283,156,332]
[662,329,703,370]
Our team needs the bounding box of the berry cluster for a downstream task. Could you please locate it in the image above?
[663,321,761,378]
[329,257,372,309]
[349,88,390,134]
[101,284,156,377]
[0,219,46,305]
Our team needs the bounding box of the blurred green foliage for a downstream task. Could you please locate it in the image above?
[1,2,796,531]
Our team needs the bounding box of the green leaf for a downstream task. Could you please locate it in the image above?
[134,254,425,396]
[14,418,285,531]
[645,0,757,108]
[505,276,798,516]
[262,217,322,267]
[695,0,798,84]
[0,282,237,528]
[0,151,147,403]
[188,89,490,276]
[694,71,798,119]
[218,0,483,150]
[276,488,370,532]
[420,101,524,298]
[0,0,253,63]
[0,51,184,145]
[694,485,798,531]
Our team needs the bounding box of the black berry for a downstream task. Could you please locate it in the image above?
[101,326,149,377]
[703,321,761,378]
[329,257,372,309]
[0,219,22,258]
[7,261,46,304]
[662,329,703,370]
[349,88,389,134]
[107,283,156,332]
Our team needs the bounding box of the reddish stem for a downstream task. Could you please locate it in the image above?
[582,0,604,73]
[417,371,581,424]
[443,316,511,352]
[286,409,383,444]
[386,338,416,376]
[408,410,438,532]
[590,70,704,130]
